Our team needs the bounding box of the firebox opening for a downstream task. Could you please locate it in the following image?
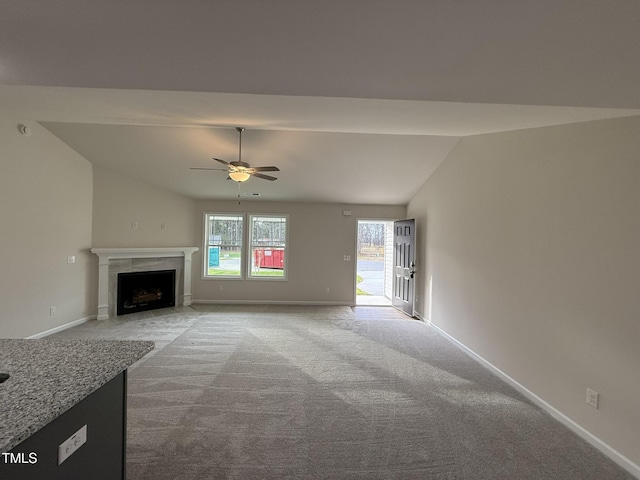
[117,269,176,316]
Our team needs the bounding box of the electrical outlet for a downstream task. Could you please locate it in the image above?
[325,287,330,293]
[50,306,56,316]
[586,388,599,409]
[67,255,76,264]
[58,425,87,465]
[131,221,139,229]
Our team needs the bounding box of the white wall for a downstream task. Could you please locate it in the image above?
[407,115,640,468]
[0,120,94,338]
[192,201,405,304]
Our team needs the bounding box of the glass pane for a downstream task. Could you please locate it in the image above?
[250,247,285,277]
[207,246,242,276]
[251,216,286,247]
[208,215,243,247]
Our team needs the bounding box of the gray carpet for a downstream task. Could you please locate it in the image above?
[52,305,634,479]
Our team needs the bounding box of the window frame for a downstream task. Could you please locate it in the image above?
[202,212,289,281]
[247,213,289,281]
[202,213,245,279]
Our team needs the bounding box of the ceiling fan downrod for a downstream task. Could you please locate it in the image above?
[236,127,244,165]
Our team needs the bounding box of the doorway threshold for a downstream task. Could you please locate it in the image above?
[356,295,392,306]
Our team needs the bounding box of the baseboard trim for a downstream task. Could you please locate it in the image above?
[428,322,640,479]
[192,299,354,306]
[26,315,95,339]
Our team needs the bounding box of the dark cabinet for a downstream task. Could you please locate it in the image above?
[0,372,127,480]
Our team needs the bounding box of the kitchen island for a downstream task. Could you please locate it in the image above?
[0,339,153,480]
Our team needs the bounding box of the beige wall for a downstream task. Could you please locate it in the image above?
[0,119,93,338]
[91,169,405,305]
[192,200,405,304]
[92,165,197,248]
[2,109,636,468]
[407,115,640,467]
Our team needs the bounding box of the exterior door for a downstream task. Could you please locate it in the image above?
[392,219,416,317]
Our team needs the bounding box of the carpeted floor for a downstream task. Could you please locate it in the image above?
[51,305,635,479]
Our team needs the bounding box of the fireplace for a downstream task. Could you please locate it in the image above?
[117,270,176,316]
[91,247,198,320]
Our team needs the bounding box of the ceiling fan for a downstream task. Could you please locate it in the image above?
[191,127,279,182]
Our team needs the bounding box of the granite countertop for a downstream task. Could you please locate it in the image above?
[0,339,154,453]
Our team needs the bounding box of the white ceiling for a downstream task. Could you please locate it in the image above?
[2,1,640,204]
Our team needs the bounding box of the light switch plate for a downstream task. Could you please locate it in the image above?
[58,425,87,465]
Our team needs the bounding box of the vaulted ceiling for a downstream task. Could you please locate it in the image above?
[2,1,639,204]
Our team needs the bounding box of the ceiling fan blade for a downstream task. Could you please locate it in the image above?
[212,157,230,166]
[251,166,280,172]
[252,172,278,181]
[190,167,228,171]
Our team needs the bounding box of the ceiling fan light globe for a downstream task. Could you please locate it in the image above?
[229,171,251,182]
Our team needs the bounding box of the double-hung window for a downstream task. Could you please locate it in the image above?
[203,213,288,279]
[204,214,243,277]
[249,214,287,278]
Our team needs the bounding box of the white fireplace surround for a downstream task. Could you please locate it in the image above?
[91,247,199,320]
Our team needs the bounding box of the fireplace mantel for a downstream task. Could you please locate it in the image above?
[91,247,199,320]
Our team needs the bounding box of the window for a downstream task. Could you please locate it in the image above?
[203,213,288,280]
[204,214,243,277]
[249,214,287,278]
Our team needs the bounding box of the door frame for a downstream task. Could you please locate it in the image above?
[354,218,395,306]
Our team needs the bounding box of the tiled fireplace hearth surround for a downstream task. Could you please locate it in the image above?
[91,247,199,320]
